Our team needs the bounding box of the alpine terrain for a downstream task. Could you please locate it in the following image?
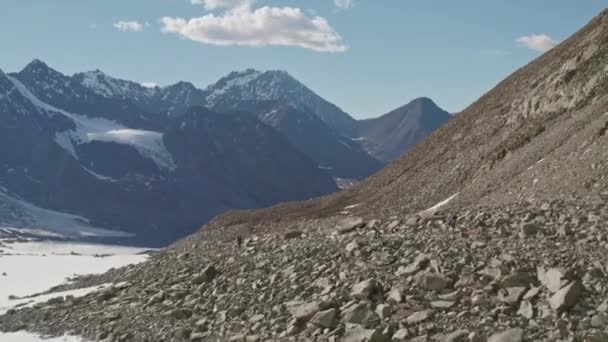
[0,60,449,245]
[3,8,608,342]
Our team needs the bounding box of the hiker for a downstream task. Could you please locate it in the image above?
[237,236,243,249]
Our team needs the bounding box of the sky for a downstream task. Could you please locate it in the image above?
[0,0,606,118]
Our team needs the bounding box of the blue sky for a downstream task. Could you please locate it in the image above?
[1,0,606,118]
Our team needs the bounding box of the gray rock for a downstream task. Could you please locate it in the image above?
[343,324,389,342]
[288,301,321,322]
[311,308,339,329]
[351,279,378,300]
[537,267,567,293]
[549,281,583,312]
[517,300,534,319]
[415,272,451,290]
[520,223,540,238]
[442,330,469,342]
[488,328,524,342]
[406,309,434,325]
[338,217,365,234]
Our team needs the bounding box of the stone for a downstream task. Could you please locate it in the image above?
[488,328,524,342]
[523,287,540,300]
[497,287,527,304]
[397,254,430,276]
[415,272,451,290]
[537,267,567,293]
[343,302,375,325]
[501,272,534,288]
[392,328,410,341]
[249,314,264,323]
[375,304,391,319]
[591,313,608,328]
[351,279,379,300]
[311,308,339,329]
[343,325,389,342]
[406,310,434,325]
[431,300,456,309]
[284,231,302,239]
[192,265,219,284]
[520,222,540,237]
[517,300,534,319]
[338,217,366,234]
[549,281,583,312]
[442,330,469,342]
[288,301,321,322]
[387,287,403,304]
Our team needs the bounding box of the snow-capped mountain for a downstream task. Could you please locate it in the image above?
[205,69,358,135]
[0,59,450,245]
[0,64,337,246]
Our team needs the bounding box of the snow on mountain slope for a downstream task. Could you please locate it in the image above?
[206,69,358,134]
[79,70,155,100]
[6,75,175,171]
[0,189,132,238]
[0,332,84,342]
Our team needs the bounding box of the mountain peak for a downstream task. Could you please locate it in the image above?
[26,58,48,68]
[21,59,58,76]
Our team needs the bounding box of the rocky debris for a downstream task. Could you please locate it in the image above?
[406,309,434,324]
[549,280,584,312]
[337,217,366,234]
[488,328,523,342]
[416,272,451,290]
[2,202,608,341]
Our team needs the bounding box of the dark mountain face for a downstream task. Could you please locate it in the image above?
[0,69,337,246]
[165,107,338,206]
[357,97,452,162]
[210,100,384,179]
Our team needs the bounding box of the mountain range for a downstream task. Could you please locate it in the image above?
[0,60,450,245]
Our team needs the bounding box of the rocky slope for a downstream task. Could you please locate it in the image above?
[2,200,608,341]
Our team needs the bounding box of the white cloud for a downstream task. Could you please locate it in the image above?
[141,82,160,88]
[516,34,558,52]
[161,4,347,52]
[334,0,353,9]
[191,0,252,10]
[113,21,144,32]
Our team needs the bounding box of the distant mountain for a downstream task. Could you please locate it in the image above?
[0,60,451,244]
[210,100,383,179]
[0,68,337,245]
[357,97,452,161]
[205,69,358,135]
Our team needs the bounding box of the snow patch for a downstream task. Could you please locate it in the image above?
[419,193,459,217]
[0,241,150,315]
[6,75,175,171]
[0,332,85,342]
[206,69,262,102]
[344,203,361,210]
